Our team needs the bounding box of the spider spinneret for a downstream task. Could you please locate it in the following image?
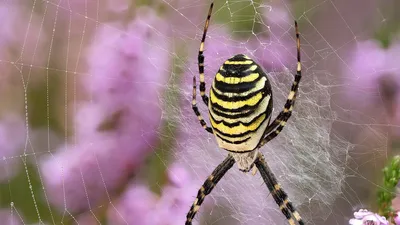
[187,1,304,225]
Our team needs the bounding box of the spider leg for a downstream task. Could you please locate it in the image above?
[198,2,214,106]
[255,152,305,225]
[258,21,301,148]
[191,2,215,133]
[186,154,235,225]
[192,76,213,133]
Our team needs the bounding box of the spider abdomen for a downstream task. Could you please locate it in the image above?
[208,54,273,152]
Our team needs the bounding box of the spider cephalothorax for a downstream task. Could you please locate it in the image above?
[187,1,304,225]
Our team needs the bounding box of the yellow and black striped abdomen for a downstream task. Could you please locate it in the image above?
[209,54,273,152]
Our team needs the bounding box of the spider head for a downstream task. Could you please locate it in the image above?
[229,150,258,172]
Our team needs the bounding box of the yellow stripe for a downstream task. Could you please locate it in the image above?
[215,73,259,84]
[246,65,258,71]
[200,73,205,82]
[283,105,293,112]
[210,89,263,110]
[211,105,251,116]
[210,114,266,135]
[224,60,253,65]
[288,218,296,225]
[288,91,295,100]
[297,62,301,71]
[209,95,270,124]
[212,117,271,144]
[293,211,301,221]
[280,199,289,210]
[212,77,266,97]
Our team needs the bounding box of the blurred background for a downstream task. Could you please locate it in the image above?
[0,0,399,224]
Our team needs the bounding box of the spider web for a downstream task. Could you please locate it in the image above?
[0,0,397,225]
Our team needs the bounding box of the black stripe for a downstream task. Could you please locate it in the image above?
[214,79,256,93]
[228,54,250,61]
[215,133,251,144]
[209,90,272,120]
[210,100,261,113]
[211,86,265,102]
[200,82,206,92]
[295,74,301,82]
[218,68,259,78]
[210,110,266,128]
[192,106,201,116]
[198,54,204,64]
[210,115,268,138]
[210,106,255,119]
[222,63,255,74]
[225,148,255,153]
[212,125,253,139]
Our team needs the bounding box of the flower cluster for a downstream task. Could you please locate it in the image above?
[107,163,198,224]
[343,39,400,117]
[40,7,170,214]
[0,115,26,182]
[349,209,389,225]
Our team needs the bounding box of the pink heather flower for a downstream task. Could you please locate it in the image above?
[253,1,295,72]
[342,39,400,111]
[106,0,130,13]
[107,184,157,225]
[40,7,170,213]
[75,212,101,225]
[108,164,198,224]
[0,1,47,89]
[166,0,205,36]
[0,209,22,225]
[349,209,389,225]
[395,212,400,225]
[153,164,197,224]
[0,115,26,181]
[263,2,292,40]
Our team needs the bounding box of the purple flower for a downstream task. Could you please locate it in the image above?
[107,184,157,225]
[342,40,400,112]
[349,209,389,225]
[0,115,26,182]
[40,7,170,213]
[395,212,400,225]
[0,209,23,225]
[0,2,47,66]
[253,1,295,72]
[106,0,130,13]
[107,163,198,225]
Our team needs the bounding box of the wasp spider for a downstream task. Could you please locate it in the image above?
[187,1,303,225]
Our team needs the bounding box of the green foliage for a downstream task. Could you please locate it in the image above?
[27,71,63,134]
[377,156,400,219]
[0,162,64,224]
[213,0,262,38]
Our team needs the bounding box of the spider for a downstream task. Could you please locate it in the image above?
[186,1,303,225]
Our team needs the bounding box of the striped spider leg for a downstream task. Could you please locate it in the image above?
[258,21,301,147]
[191,2,214,134]
[255,152,304,225]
